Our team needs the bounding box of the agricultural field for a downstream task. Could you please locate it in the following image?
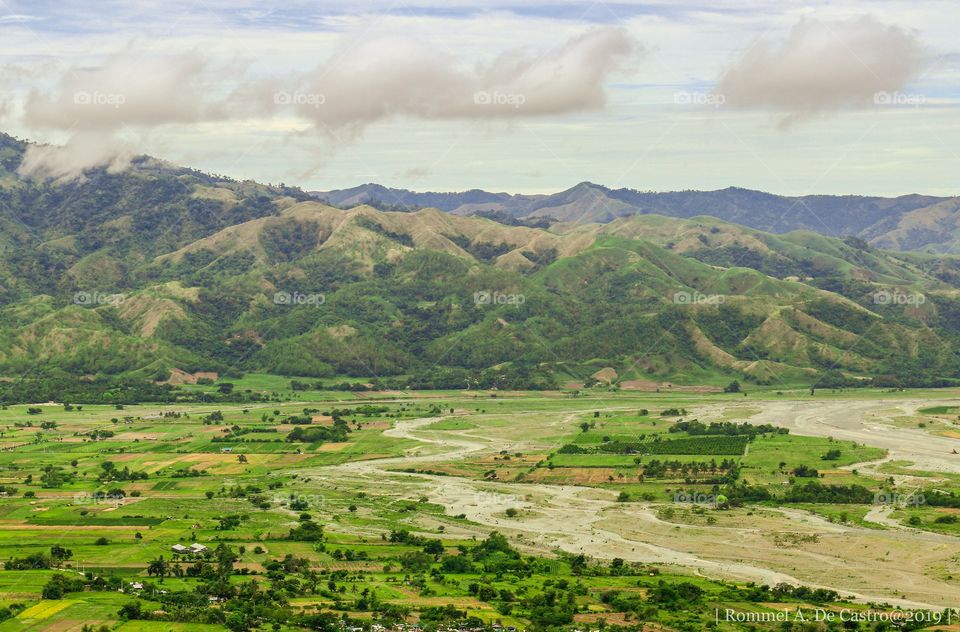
[0,382,958,630]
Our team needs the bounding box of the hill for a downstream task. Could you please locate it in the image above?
[1,132,960,388]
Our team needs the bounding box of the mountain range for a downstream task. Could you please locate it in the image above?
[316,183,960,253]
[2,131,960,388]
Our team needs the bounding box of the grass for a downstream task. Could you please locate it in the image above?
[0,384,955,628]
[739,433,885,486]
[918,405,960,415]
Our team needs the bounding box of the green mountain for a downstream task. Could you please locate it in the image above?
[2,132,960,388]
[317,182,960,253]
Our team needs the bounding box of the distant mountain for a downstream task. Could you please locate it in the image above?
[314,182,960,253]
[315,183,546,218]
[3,131,960,387]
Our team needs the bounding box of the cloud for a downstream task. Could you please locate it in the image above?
[23,48,223,131]
[17,28,636,180]
[19,48,228,179]
[18,132,136,181]
[0,14,40,24]
[402,167,431,180]
[283,26,637,134]
[716,17,925,127]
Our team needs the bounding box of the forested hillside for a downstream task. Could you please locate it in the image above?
[2,132,960,389]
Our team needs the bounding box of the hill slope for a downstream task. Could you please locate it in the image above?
[2,132,960,387]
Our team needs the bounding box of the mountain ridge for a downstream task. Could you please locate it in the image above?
[315,182,960,252]
[2,131,960,387]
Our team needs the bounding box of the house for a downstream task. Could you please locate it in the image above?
[171,544,189,554]
[189,543,208,553]
[220,447,233,452]
[130,582,144,590]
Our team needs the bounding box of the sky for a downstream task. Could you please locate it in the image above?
[0,0,957,196]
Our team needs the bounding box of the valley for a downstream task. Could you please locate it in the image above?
[3,0,960,628]
[0,381,957,629]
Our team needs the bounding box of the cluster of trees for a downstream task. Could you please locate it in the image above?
[290,380,375,392]
[40,465,76,488]
[212,427,280,443]
[98,461,148,482]
[925,491,960,508]
[0,375,278,406]
[287,517,325,542]
[4,546,72,570]
[593,435,749,456]
[42,574,85,599]
[285,417,351,444]
[669,420,788,437]
[641,458,739,482]
[783,481,875,504]
[120,544,300,630]
[0,513,860,632]
[722,481,877,506]
[0,376,181,405]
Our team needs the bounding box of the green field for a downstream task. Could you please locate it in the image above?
[0,384,956,630]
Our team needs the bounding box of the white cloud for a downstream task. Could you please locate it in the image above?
[0,14,40,24]
[24,49,221,131]
[19,48,235,179]
[17,28,636,179]
[4,4,957,194]
[270,26,637,134]
[716,16,925,127]
[18,132,136,181]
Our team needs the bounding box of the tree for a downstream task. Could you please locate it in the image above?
[821,449,842,461]
[441,555,472,573]
[50,545,72,567]
[400,551,432,572]
[42,573,83,599]
[147,556,169,582]
[724,380,741,393]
